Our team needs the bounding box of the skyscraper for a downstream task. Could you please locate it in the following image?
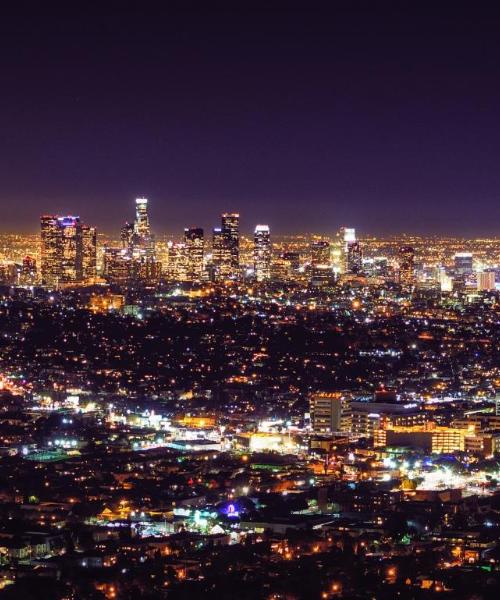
[40,215,62,286]
[166,241,189,282]
[58,216,83,282]
[121,222,135,251]
[134,197,150,240]
[454,252,473,277]
[311,240,331,268]
[254,225,271,282]
[20,256,37,286]
[82,225,97,280]
[338,227,356,273]
[40,215,96,286]
[346,241,363,274]
[398,246,415,286]
[477,271,496,291]
[184,227,204,282]
[221,213,240,277]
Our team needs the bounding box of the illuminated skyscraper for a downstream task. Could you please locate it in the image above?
[454,252,473,277]
[254,224,271,281]
[346,241,363,274]
[41,215,95,286]
[20,256,37,286]
[221,213,239,277]
[310,240,332,286]
[166,241,189,282]
[477,271,496,291]
[40,215,62,286]
[134,197,150,239]
[184,227,204,282]
[311,240,331,267]
[58,216,83,282]
[337,227,356,273]
[398,246,415,286]
[211,228,226,281]
[121,222,134,250]
[82,225,97,280]
[103,248,132,285]
[212,213,240,280]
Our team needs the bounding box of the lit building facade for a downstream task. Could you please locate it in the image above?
[41,215,95,286]
[254,224,271,281]
[398,245,415,286]
[184,227,204,282]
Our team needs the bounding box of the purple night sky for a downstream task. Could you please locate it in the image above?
[1,2,500,235]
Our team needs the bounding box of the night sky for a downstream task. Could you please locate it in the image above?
[1,2,500,236]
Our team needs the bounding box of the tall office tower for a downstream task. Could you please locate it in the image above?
[273,251,301,281]
[40,215,62,286]
[103,248,132,286]
[221,213,240,276]
[454,252,473,277]
[438,268,453,292]
[41,215,95,286]
[58,216,83,282]
[254,225,271,282]
[20,256,37,286]
[398,245,415,286]
[337,227,356,273]
[211,228,227,281]
[346,241,363,274]
[121,222,135,250]
[310,392,351,434]
[133,197,156,262]
[310,241,332,286]
[477,271,496,291]
[184,227,204,282]
[166,241,189,282]
[82,225,97,280]
[311,240,331,267]
[134,197,150,239]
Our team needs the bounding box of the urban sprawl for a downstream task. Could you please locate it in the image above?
[0,199,498,599]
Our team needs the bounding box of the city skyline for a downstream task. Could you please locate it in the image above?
[2,4,500,235]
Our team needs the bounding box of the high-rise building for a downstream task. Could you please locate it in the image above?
[134,197,150,240]
[454,252,473,277]
[121,222,135,250]
[311,241,331,268]
[346,241,363,274]
[477,271,496,291]
[310,392,350,434]
[310,241,333,286]
[41,215,96,286]
[212,214,240,280]
[58,216,83,282]
[166,241,189,282]
[211,228,227,281]
[221,213,240,277]
[398,246,415,286]
[82,225,97,280]
[337,227,356,273]
[254,225,271,282]
[184,228,204,282]
[40,215,62,286]
[20,256,37,286]
[103,248,133,286]
[273,251,301,281]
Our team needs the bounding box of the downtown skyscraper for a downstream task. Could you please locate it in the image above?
[212,213,240,280]
[40,215,97,286]
[254,224,271,282]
